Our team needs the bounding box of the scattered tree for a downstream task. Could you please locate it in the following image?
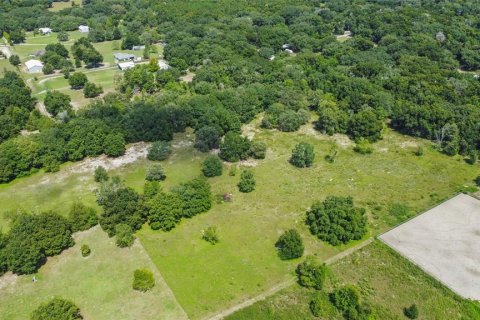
[9,55,20,66]
[57,31,69,42]
[353,138,373,154]
[238,170,255,193]
[202,155,223,177]
[194,126,221,152]
[220,132,251,162]
[44,91,72,116]
[31,298,83,320]
[83,82,103,98]
[69,72,88,89]
[306,196,367,246]
[289,142,315,168]
[275,229,304,260]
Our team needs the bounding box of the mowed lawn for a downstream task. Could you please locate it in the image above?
[0,226,187,320]
[0,124,478,319]
[227,241,480,320]
[48,0,82,12]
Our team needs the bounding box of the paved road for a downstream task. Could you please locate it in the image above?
[204,237,374,320]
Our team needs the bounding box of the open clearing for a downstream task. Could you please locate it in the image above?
[0,125,479,318]
[227,241,480,320]
[380,193,480,300]
[0,226,187,320]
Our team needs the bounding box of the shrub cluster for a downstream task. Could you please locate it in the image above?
[133,269,155,292]
[275,229,304,260]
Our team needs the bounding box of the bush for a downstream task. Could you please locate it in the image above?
[414,146,424,156]
[289,142,315,168]
[146,165,166,181]
[296,256,328,290]
[275,229,304,260]
[202,156,223,177]
[404,304,418,319]
[68,202,98,232]
[348,107,383,142]
[133,269,155,292]
[310,292,337,318]
[475,176,480,187]
[83,82,103,98]
[238,170,255,193]
[249,141,267,159]
[147,141,172,161]
[80,244,91,257]
[306,196,367,246]
[467,150,478,165]
[353,138,373,154]
[202,226,219,244]
[219,132,251,162]
[330,286,371,319]
[94,166,109,182]
[195,126,221,152]
[69,72,88,89]
[115,224,135,248]
[31,298,82,320]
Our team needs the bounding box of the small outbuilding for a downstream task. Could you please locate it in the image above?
[25,59,44,73]
[79,25,90,33]
[132,45,145,51]
[114,53,136,62]
[157,59,170,70]
[118,61,135,71]
[38,28,52,35]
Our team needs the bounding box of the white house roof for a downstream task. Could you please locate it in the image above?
[39,28,52,33]
[78,25,89,32]
[25,59,44,69]
[114,53,136,60]
[118,61,135,70]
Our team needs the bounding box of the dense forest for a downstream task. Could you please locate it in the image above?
[0,0,480,183]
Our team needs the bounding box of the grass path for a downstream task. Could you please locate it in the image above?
[204,238,374,320]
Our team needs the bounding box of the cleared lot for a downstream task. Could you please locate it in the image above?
[380,193,480,300]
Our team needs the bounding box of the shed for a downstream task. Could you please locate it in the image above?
[114,53,136,62]
[79,25,90,33]
[25,60,44,73]
[118,61,135,71]
[132,45,145,51]
[39,28,52,35]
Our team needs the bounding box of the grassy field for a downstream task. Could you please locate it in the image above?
[49,0,82,12]
[227,241,480,320]
[0,226,187,320]
[0,122,478,319]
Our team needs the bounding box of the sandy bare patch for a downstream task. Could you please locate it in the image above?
[237,159,258,168]
[0,272,18,291]
[38,142,150,185]
[298,125,353,148]
[20,130,40,136]
[180,71,195,83]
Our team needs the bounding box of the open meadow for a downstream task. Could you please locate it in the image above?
[0,226,187,320]
[227,241,480,320]
[0,119,478,319]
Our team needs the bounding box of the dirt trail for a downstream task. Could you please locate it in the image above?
[204,237,374,320]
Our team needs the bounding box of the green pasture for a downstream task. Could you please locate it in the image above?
[227,241,480,319]
[0,123,478,319]
[0,226,187,320]
[48,0,82,12]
